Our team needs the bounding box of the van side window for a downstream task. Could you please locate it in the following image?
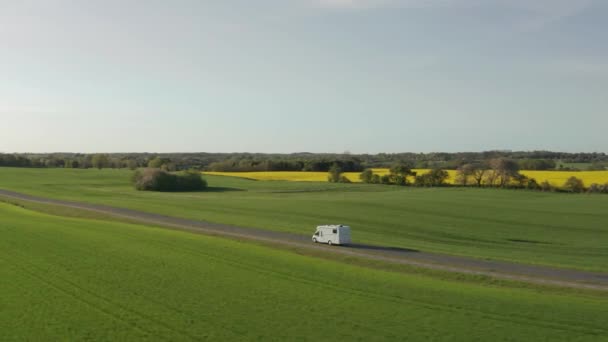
[332,229,337,234]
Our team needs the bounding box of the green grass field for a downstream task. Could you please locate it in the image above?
[0,168,607,272]
[2,202,607,341]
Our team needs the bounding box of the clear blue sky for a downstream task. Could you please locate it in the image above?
[1,0,607,153]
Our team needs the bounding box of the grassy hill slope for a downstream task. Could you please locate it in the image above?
[1,203,607,340]
[0,168,607,272]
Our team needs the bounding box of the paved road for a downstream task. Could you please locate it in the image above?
[2,188,608,291]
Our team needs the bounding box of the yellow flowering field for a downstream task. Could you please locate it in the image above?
[204,171,330,182]
[204,169,608,186]
[204,169,436,183]
[204,170,399,182]
[520,171,608,186]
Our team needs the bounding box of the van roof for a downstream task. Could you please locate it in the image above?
[317,224,350,229]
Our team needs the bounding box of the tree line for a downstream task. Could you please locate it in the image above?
[208,158,364,172]
[453,159,606,193]
[326,158,608,194]
[1,151,607,171]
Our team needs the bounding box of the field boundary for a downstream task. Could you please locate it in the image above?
[2,188,608,291]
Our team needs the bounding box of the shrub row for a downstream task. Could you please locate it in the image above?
[359,165,449,187]
[132,168,207,192]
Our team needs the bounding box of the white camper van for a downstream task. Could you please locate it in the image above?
[312,225,351,246]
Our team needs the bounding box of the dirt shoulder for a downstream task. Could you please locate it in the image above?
[1,188,607,291]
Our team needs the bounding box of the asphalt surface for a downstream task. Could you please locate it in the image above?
[2,188,608,291]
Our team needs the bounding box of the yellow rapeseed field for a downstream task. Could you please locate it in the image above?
[520,171,608,186]
[204,170,397,182]
[204,171,329,182]
[204,169,608,186]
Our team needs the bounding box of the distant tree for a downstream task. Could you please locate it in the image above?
[563,176,585,193]
[518,159,556,170]
[484,169,498,186]
[414,169,449,187]
[471,167,487,187]
[390,162,415,176]
[414,174,426,186]
[455,164,476,186]
[389,162,416,185]
[431,168,449,185]
[43,159,53,168]
[380,174,391,185]
[91,154,110,169]
[489,158,520,187]
[81,155,93,169]
[388,173,407,186]
[126,159,138,170]
[359,169,374,183]
[328,164,342,183]
[415,160,430,169]
[109,157,122,169]
[526,178,540,190]
[371,174,381,184]
[148,157,165,169]
[512,174,529,188]
[540,180,553,192]
[161,162,177,172]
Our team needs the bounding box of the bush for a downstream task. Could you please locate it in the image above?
[526,178,540,190]
[339,175,351,183]
[91,154,110,169]
[177,170,208,190]
[414,169,449,187]
[132,168,207,192]
[380,174,391,185]
[359,169,374,183]
[563,176,585,193]
[371,174,381,184]
[328,164,342,183]
[388,174,407,186]
[414,174,429,186]
[540,180,553,192]
[587,183,608,194]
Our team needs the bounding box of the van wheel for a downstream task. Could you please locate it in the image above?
[313,238,317,243]
[327,240,332,246]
